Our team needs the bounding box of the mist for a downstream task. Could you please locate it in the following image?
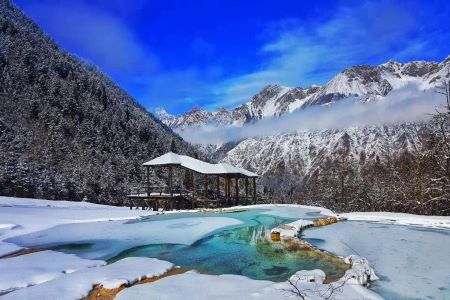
[178,84,445,145]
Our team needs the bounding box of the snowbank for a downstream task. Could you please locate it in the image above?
[0,241,23,257]
[115,269,382,300]
[340,211,450,229]
[0,196,156,241]
[222,204,336,219]
[302,220,450,299]
[259,204,335,219]
[0,196,115,209]
[3,257,174,300]
[7,217,243,260]
[0,250,104,294]
[271,219,314,237]
[343,255,379,285]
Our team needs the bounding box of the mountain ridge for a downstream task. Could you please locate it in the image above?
[157,57,450,130]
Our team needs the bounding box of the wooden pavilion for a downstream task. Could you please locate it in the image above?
[127,152,258,210]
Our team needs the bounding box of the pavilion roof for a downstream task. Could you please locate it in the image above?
[143,152,258,178]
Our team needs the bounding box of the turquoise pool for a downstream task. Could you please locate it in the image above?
[10,208,349,282]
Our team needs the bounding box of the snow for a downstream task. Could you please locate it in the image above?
[302,221,450,299]
[0,196,243,298]
[221,204,335,219]
[0,196,117,209]
[143,152,258,177]
[116,269,382,300]
[344,255,379,285]
[271,219,314,238]
[340,211,450,229]
[259,86,291,117]
[0,224,16,230]
[260,204,335,218]
[2,257,174,300]
[0,196,156,241]
[7,216,243,260]
[0,241,23,257]
[0,250,104,294]
[2,197,447,299]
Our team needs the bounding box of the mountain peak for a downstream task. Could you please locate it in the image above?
[444,55,450,65]
[157,55,450,131]
[186,106,207,114]
[155,107,173,120]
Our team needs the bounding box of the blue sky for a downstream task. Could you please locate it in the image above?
[16,0,450,114]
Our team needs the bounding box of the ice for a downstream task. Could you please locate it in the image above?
[246,204,335,219]
[0,250,104,294]
[302,221,450,299]
[7,217,243,259]
[2,257,174,300]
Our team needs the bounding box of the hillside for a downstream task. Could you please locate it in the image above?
[0,0,195,204]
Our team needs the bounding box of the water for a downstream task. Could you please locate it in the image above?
[48,209,348,282]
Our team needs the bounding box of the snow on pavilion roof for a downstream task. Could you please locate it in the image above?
[143,152,258,178]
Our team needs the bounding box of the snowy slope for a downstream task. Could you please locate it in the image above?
[218,123,425,178]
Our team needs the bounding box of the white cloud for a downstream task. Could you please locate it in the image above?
[21,1,158,75]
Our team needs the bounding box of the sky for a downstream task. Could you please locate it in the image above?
[15,0,450,115]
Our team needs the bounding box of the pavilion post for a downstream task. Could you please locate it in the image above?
[216,176,220,199]
[169,166,173,197]
[253,177,256,204]
[245,178,248,204]
[225,176,230,205]
[225,177,228,201]
[235,177,239,205]
[204,174,207,197]
[191,171,197,197]
[146,166,150,197]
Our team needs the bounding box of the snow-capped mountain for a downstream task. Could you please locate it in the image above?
[155,56,448,201]
[157,57,450,130]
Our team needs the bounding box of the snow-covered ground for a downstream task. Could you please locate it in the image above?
[302,221,450,299]
[115,269,382,300]
[2,257,174,300]
[0,196,242,297]
[340,211,450,229]
[0,251,104,294]
[0,196,157,257]
[1,196,449,299]
[0,196,156,240]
